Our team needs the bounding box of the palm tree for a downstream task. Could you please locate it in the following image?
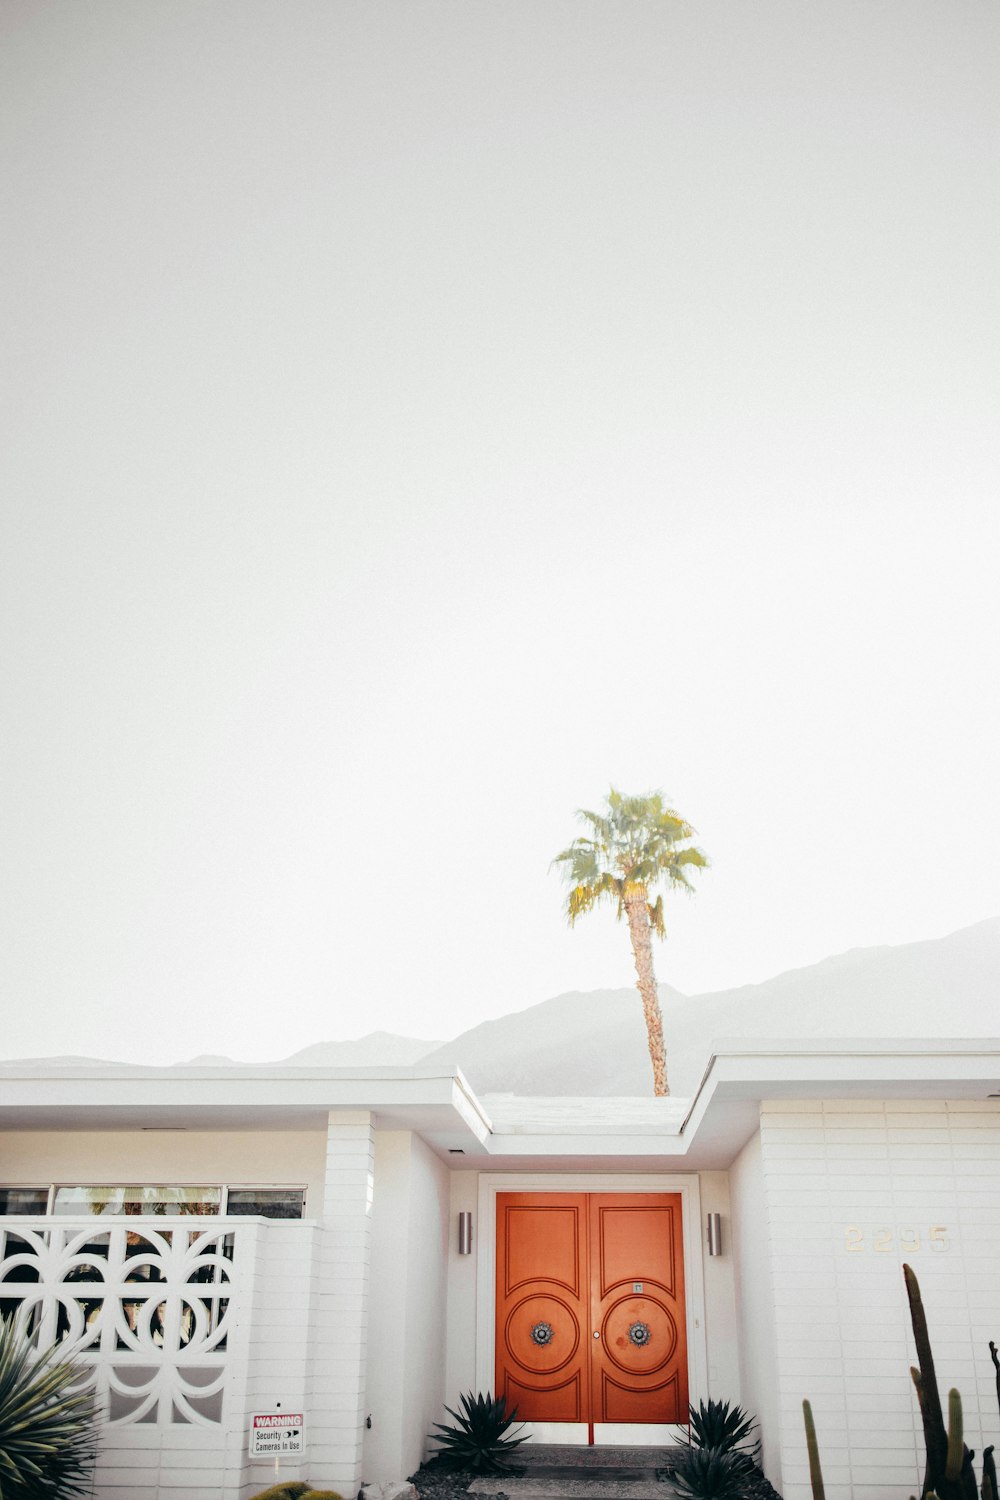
[553,788,708,1097]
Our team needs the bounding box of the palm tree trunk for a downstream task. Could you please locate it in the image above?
[623,892,669,1096]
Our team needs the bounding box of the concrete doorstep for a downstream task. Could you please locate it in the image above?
[466,1479,677,1500]
[465,1445,685,1499]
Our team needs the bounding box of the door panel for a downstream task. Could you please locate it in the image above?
[495,1195,590,1422]
[495,1192,688,1426]
[589,1195,688,1424]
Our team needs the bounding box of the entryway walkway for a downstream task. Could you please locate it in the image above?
[467,1444,684,1500]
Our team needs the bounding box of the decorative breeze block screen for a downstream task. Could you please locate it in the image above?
[0,1221,235,1425]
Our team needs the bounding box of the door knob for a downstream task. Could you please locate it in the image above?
[593,1331,600,1339]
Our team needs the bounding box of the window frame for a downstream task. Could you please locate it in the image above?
[0,1183,308,1218]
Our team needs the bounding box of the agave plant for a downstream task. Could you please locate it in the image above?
[689,1398,759,1457]
[672,1445,756,1500]
[428,1391,526,1474]
[0,1316,98,1499]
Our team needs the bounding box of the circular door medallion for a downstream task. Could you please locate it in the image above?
[505,1296,579,1374]
[602,1296,676,1374]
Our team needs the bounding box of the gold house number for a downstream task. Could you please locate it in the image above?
[843,1225,950,1254]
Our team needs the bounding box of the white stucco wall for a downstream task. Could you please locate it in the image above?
[729,1127,782,1486]
[699,1170,742,1403]
[364,1131,413,1479]
[363,1131,450,1483]
[401,1134,450,1472]
[445,1170,479,1404]
[759,1099,1000,1500]
[0,1129,329,1214]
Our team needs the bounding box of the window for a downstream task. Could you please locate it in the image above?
[52,1186,223,1217]
[1,1185,306,1220]
[0,1188,49,1215]
[225,1188,306,1219]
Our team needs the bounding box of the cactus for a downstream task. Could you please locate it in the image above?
[913,1367,934,1499]
[802,1399,825,1500]
[907,1262,950,1496]
[946,1390,966,1484]
[903,1264,978,1500]
[806,1267,993,1500]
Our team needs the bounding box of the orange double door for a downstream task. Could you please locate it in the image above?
[495,1193,688,1426]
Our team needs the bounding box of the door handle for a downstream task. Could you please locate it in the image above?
[593,1331,600,1339]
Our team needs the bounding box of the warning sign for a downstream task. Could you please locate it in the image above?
[249,1411,306,1457]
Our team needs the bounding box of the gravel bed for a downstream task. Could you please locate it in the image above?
[741,1465,783,1500]
[409,1463,520,1500]
[409,1460,782,1500]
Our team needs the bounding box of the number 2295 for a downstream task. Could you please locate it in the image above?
[843,1226,949,1254]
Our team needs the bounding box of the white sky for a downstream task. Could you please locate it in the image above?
[1,2,998,1064]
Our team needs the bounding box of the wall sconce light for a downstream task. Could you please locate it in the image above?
[458,1211,473,1255]
[707,1212,723,1257]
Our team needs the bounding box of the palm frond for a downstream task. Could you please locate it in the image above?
[551,839,603,887]
[575,807,617,843]
[666,845,710,892]
[552,787,707,934]
[566,873,622,925]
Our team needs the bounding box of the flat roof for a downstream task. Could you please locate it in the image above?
[1,1038,999,1169]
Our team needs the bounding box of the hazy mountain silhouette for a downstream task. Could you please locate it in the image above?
[6,920,998,1094]
[421,916,1000,1096]
[280,1031,444,1066]
[183,1033,444,1067]
[420,987,685,1096]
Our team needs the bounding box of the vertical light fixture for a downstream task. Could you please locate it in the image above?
[707,1212,723,1256]
[458,1211,473,1255]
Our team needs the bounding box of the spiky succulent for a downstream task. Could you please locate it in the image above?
[689,1398,759,1456]
[672,1445,756,1500]
[0,1317,98,1499]
[428,1391,526,1474]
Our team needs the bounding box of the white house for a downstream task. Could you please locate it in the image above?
[1,1039,999,1500]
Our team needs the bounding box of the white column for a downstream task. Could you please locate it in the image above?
[308,1110,375,1493]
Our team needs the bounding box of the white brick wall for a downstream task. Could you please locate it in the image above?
[731,1131,782,1484]
[760,1099,1000,1500]
[363,1130,450,1482]
[307,1110,376,1495]
[235,1220,318,1499]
